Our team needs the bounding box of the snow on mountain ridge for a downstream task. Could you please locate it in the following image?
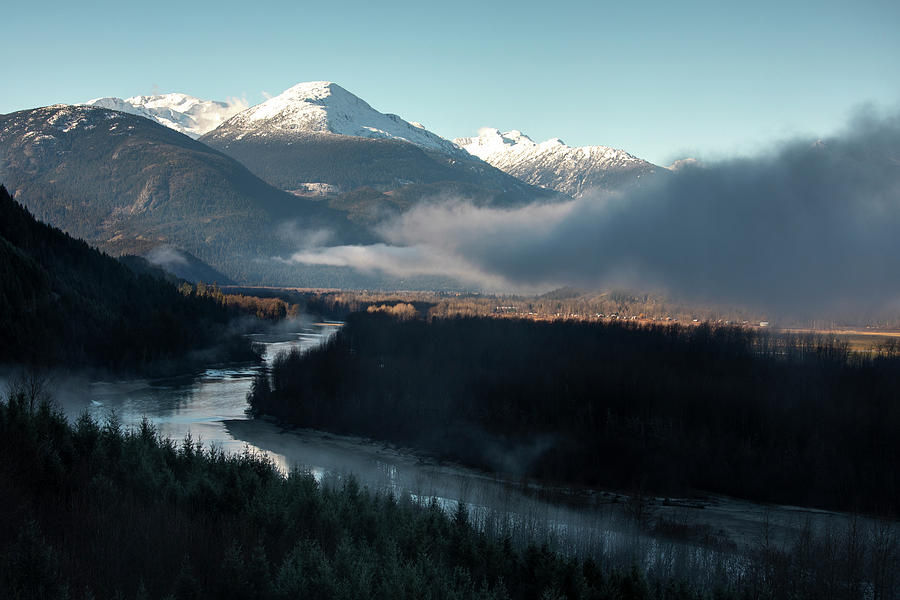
[74,84,659,196]
[214,81,466,157]
[457,128,641,164]
[83,93,246,138]
[454,128,661,197]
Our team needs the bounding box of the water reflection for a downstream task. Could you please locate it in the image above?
[56,321,340,460]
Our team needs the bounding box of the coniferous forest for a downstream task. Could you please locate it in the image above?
[5,385,899,600]
[0,186,256,371]
[250,313,900,516]
[1,186,898,599]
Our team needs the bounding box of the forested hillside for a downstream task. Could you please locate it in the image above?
[6,386,896,599]
[0,186,255,370]
[0,105,368,283]
[251,313,900,515]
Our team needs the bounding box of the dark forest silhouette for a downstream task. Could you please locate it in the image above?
[251,313,900,515]
[0,186,260,372]
[3,382,897,599]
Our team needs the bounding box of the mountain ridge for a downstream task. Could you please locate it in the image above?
[83,93,246,139]
[454,128,663,197]
[212,81,467,158]
[0,104,367,283]
[200,82,559,207]
[80,83,661,199]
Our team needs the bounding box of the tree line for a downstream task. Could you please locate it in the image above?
[230,286,900,332]
[250,313,900,516]
[182,282,304,321]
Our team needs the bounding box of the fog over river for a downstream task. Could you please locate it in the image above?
[6,319,892,585]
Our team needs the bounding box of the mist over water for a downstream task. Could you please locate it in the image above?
[46,324,336,459]
[292,107,900,316]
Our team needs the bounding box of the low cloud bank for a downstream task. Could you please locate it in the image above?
[146,245,189,270]
[291,107,900,314]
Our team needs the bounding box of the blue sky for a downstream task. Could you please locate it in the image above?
[3,0,898,165]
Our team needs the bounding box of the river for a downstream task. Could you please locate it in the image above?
[49,321,342,461]
[10,318,894,587]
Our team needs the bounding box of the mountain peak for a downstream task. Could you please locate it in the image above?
[459,128,536,157]
[265,81,354,110]
[504,130,535,144]
[280,80,346,99]
[212,81,465,157]
[239,81,368,125]
[453,128,661,197]
[456,129,580,159]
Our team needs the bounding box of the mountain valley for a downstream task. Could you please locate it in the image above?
[2,82,665,286]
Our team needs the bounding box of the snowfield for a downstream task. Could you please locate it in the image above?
[83,93,247,138]
[211,81,468,158]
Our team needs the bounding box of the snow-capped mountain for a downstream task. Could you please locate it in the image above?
[200,82,553,204]
[83,93,246,139]
[454,128,662,197]
[208,81,467,157]
[0,104,365,282]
